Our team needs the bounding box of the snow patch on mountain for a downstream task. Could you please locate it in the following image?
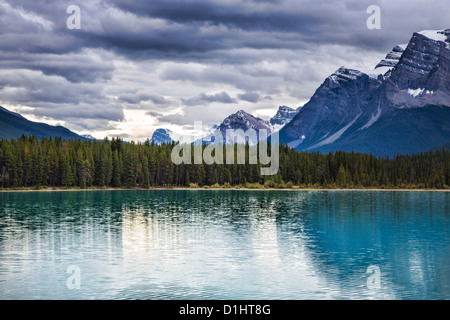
[375,44,406,70]
[269,106,299,129]
[418,29,449,48]
[81,134,96,140]
[309,113,362,150]
[360,105,382,130]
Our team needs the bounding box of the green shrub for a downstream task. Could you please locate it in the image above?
[276,182,286,189]
[245,182,263,189]
[264,180,276,188]
[189,183,199,188]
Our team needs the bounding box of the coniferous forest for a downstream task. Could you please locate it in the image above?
[0,135,449,189]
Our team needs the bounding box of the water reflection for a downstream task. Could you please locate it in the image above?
[0,190,449,299]
[296,191,450,299]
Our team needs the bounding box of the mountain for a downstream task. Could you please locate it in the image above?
[202,109,272,146]
[269,105,300,131]
[280,29,450,157]
[150,128,174,145]
[375,44,407,70]
[429,141,450,151]
[0,106,86,141]
[220,109,271,132]
[81,134,96,141]
[200,106,299,145]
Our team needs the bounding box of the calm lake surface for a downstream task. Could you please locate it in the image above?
[0,190,449,300]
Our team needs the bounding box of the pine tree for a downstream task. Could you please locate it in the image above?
[112,149,121,187]
[142,155,150,188]
[125,151,135,187]
[62,152,74,187]
[337,164,346,187]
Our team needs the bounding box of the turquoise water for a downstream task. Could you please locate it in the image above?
[0,190,449,300]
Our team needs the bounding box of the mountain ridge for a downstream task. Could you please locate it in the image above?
[0,106,86,141]
[279,28,450,157]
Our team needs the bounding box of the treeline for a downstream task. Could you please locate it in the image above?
[0,135,449,189]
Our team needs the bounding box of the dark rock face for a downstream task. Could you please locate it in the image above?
[375,45,406,69]
[279,29,450,156]
[280,67,382,149]
[385,31,450,109]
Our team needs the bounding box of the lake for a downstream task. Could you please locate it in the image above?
[0,190,449,300]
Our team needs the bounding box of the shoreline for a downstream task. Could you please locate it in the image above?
[0,187,448,193]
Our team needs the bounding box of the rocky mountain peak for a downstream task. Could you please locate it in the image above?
[150,128,174,145]
[375,44,406,69]
[221,109,270,130]
[269,105,299,128]
[386,29,450,108]
[279,28,450,156]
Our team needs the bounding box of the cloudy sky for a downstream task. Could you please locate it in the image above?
[0,0,448,141]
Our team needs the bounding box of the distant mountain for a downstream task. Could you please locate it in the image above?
[430,141,450,151]
[0,106,86,141]
[81,134,96,141]
[280,29,450,156]
[269,106,300,131]
[0,106,26,119]
[150,128,174,145]
[202,109,272,146]
[198,106,300,145]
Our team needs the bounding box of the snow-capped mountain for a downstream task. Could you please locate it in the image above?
[200,106,300,145]
[200,109,271,146]
[269,106,300,131]
[375,44,406,69]
[220,110,271,131]
[150,128,174,145]
[81,134,96,141]
[279,29,450,156]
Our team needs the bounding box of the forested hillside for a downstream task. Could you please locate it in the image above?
[0,135,449,189]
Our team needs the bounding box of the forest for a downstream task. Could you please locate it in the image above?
[0,135,449,189]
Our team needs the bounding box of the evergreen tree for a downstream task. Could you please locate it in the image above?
[142,155,150,188]
[61,152,74,187]
[112,149,121,187]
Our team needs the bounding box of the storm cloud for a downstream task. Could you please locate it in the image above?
[0,0,448,140]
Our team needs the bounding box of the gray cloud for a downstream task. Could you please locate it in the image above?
[146,111,163,117]
[182,91,237,106]
[119,92,169,105]
[238,92,261,103]
[156,113,185,125]
[0,51,115,83]
[0,0,447,138]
